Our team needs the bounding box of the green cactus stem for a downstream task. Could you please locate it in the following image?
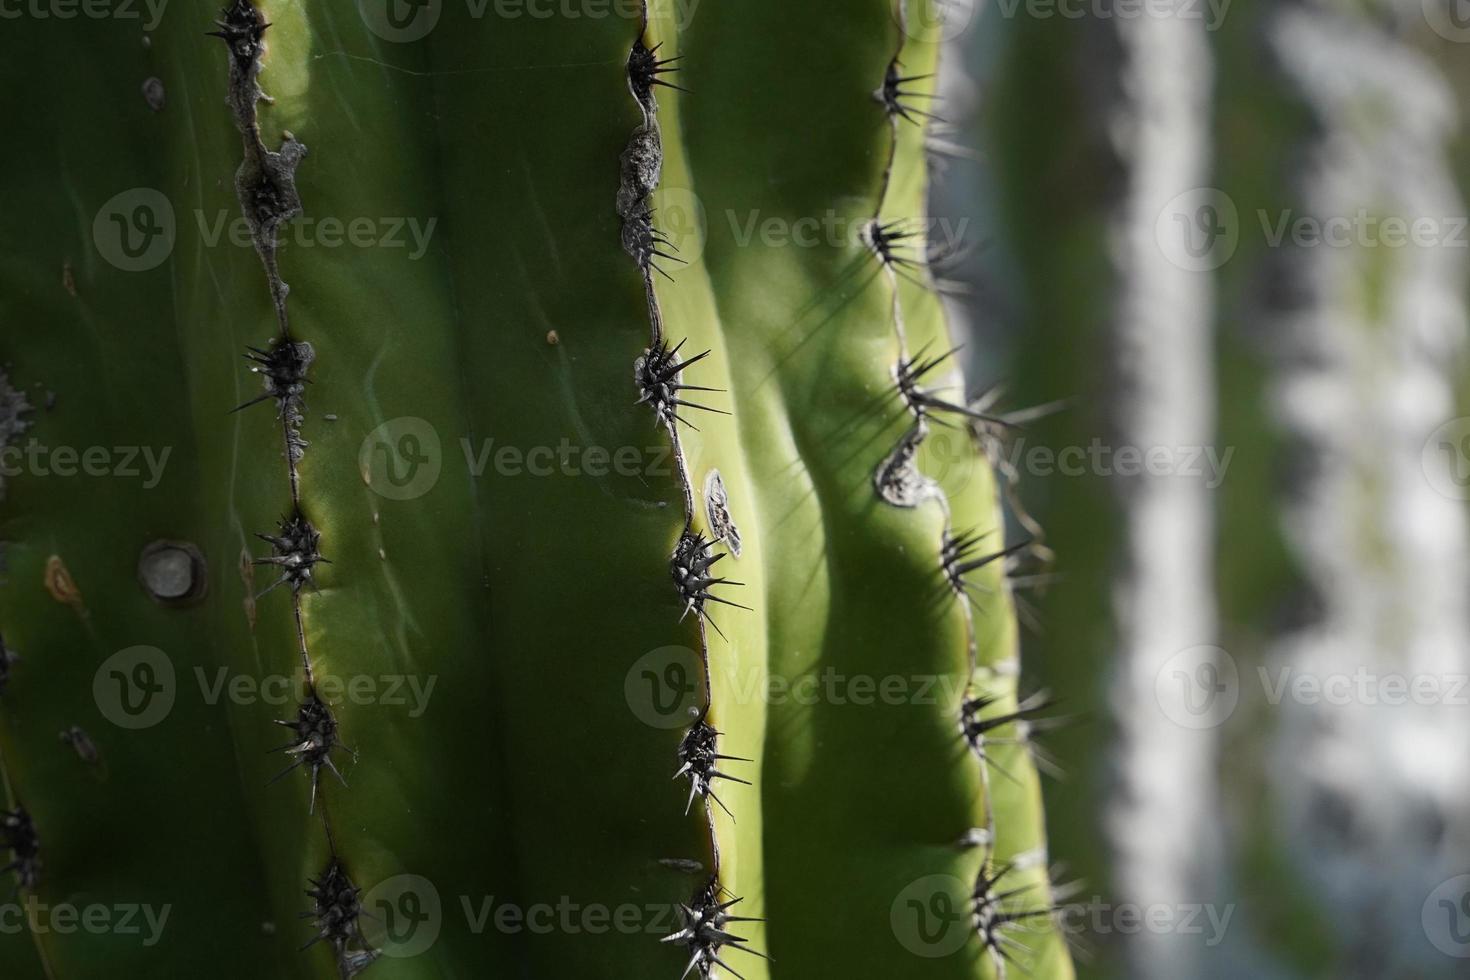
[0,1,1072,976]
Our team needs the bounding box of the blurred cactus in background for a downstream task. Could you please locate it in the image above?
[939,0,1470,976]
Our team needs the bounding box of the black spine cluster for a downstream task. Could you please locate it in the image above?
[207,0,268,81]
[896,345,1010,429]
[273,689,351,813]
[661,878,767,980]
[675,712,751,818]
[636,340,724,432]
[236,340,314,460]
[942,530,1029,600]
[972,862,1063,970]
[670,532,748,639]
[1,806,39,892]
[304,860,379,976]
[0,372,34,503]
[878,60,939,126]
[616,42,686,285]
[628,40,686,111]
[867,219,918,267]
[254,510,327,597]
[960,691,1060,772]
[621,200,686,282]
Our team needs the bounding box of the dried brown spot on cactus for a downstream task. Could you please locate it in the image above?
[44,555,84,610]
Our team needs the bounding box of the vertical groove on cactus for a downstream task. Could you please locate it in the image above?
[871,10,944,513]
[878,4,1015,972]
[211,3,372,974]
[879,4,1019,967]
[877,3,1072,975]
[619,14,762,972]
[209,0,306,339]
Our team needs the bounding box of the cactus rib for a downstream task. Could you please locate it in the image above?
[620,11,762,972]
[212,4,372,974]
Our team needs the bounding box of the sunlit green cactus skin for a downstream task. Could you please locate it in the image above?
[0,1,1072,977]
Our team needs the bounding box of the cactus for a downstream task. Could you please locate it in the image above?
[0,1,1071,977]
